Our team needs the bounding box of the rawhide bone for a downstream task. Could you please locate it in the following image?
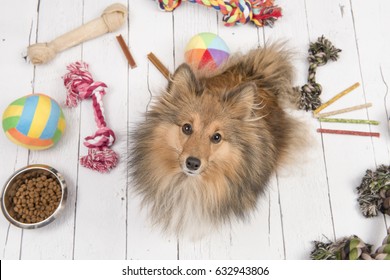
[27,3,127,65]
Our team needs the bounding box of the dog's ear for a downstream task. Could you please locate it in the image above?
[222,83,256,120]
[167,63,203,97]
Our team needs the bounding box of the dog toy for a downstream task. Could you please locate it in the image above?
[27,3,127,65]
[2,94,66,150]
[311,228,390,260]
[298,35,342,111]
[310,228,390,260]
[157,0,282,27]
[63,62,118,173]
[311,165,390,260]
[185,32,230,70]
[357,165,390,217]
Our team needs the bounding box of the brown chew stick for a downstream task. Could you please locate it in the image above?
[147,52,171,80]
[116,34,137,68]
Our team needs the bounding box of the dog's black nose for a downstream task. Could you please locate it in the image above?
[186,157,201,171]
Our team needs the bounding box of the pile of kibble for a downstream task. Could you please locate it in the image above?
[6,170,62,224]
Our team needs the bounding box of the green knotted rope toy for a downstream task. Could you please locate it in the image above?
[357,164,390,217]
[311,228,390,260]
[298,35,342,111]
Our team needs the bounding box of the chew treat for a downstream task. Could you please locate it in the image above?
[317,128,380,138]
[315,103,372,118]
[318,118,379,125]
[313,82,360,115]
[147,52,171,80]
[28,3,127,65]
[2,94,66,150]
[116,34,137,68]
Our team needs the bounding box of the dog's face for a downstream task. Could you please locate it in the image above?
[160,109,238,179]
[151,64,259,180]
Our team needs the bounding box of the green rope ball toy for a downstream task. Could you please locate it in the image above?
[311,228,390,260]
[357,165,390,217]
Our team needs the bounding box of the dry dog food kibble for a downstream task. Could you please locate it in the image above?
[7,170,62,224]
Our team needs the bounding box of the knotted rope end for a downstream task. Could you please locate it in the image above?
[80,147,119,173]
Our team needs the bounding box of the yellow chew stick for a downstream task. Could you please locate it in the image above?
[313,82,360,115]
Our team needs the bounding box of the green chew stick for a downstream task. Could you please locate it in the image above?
[318,118,379,125]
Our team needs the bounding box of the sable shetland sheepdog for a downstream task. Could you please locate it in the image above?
[129,45,303,238]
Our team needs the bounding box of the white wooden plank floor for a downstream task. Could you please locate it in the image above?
[0,0,389,260]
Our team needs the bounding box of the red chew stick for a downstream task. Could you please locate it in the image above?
[317,128,380,138]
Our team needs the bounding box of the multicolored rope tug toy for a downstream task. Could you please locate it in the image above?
[63,62,119,173]
[298,35,342,111]
[157,0,282,27]
[311,228,390,260]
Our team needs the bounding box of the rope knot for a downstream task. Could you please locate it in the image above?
[101,3,127,32]
[308,35,341,64]
[157,0,282,27]
[222,1,253,26]
[63,62,108,107]
[80,147,119,173]
[298,36,341,111]
[84,127,116,148]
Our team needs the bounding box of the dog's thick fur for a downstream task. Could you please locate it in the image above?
[130,45,302,238]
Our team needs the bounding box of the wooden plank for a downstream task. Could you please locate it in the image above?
[1,0,389,260]
[173,4,285,259]
[0,0,38,260]
[69,0,128,259]
[304,0,385,248]
[171,3,234,260]
[228,176,285,259]
[126,0,178,260]
[219,25,285,259]
[263,0,336,259]
[349,0,390,240]
[20,0,84,260]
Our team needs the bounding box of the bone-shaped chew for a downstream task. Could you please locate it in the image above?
[28,3,127,65]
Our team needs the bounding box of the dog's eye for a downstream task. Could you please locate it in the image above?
[182,123,192,135]
[211,133,222,144]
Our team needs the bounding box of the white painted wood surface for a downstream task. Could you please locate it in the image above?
[0,0,389,260]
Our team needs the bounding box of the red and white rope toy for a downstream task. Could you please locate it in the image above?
[63,61,119,173]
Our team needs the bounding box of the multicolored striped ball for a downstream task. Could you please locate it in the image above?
[185,32,230,70]
[2,94,66,150]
